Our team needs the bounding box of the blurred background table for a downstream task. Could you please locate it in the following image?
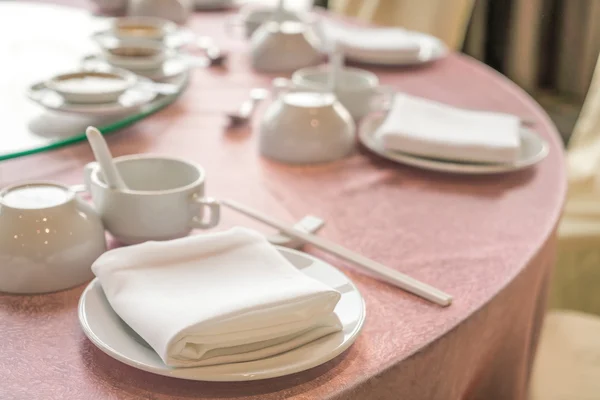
[0,2,566,399]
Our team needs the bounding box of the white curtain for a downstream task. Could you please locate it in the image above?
[464,0,600,101]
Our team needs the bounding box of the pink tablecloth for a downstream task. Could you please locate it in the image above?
[0,4,566,400]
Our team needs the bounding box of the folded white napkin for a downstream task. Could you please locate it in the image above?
[377,93,522,164]
[319,20,422,60]
[92,227,342,367]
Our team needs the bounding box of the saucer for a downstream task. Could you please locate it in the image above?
[79,246,365,381]
[359,112,550,174]
[27,78,159,116]
[82,54,193,81]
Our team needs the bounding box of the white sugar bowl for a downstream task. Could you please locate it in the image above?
[259,90,355,164]
[0,182,106,294]
[250,20,323,73]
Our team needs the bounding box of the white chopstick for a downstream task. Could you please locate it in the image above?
[221,199,452,307]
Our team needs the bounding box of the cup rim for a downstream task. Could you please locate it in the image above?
[292,66,379,90]
[0,181,75,211]
[89,154,206,196]
[46,68,137,96]
[111,16,177,37]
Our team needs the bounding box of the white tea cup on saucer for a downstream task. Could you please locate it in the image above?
[99,40,170,70]
[250,20,323,73]
[259,87,355,164]
[83,154,220,245]
[107,16,178,41]
[45,69,137,104]
[290,66,394,120]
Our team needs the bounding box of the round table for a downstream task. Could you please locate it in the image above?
[0,3,566,400]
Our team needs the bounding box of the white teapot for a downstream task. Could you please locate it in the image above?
[259,81,355,164]
[250,20,323,73]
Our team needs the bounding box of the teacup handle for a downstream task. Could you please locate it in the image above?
[189,195,220,229]
[225,16,247,39]
[370,85,396,113]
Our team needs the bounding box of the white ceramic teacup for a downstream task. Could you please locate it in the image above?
[259,90,355,164]
[83,154,220,244]
[45,69,137,104]
[250,20,323,73]
[108,16,178,41]
[0,182,106,294]
[99,40,170,70]
[291,66,394,120]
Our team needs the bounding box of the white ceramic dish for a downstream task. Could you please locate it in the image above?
[83,155,219,245]
[110,16,177,41]
[79,246,366,381]
[359,112,550,174]
[251,20,323,73]
[291,66,393,120]
[0,182,106,294]
[45,70,137,104]
[82,53,194,81]
[100,41,169,71]
[93,26,195,49]
[27,77,159,116]
[260,91,355,164]
[226,5,305,39]
[339,34,447,66]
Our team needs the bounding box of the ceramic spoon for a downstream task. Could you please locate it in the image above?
[274,0,286,21]
[328,41,343,93]
[85,126,127,190]
[227,88,270,126]
[195,36,228,66]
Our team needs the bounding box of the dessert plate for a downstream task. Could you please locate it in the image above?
[359,112,550,174]
[79,246,366,381]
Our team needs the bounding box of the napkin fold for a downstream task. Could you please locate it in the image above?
[377,93,522,164]
[92,227,342,367]
[318,20,422,60]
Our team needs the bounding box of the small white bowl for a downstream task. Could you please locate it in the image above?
[110,16,177,41]
[0,182,106,294]
[45,69,137,104]
[101,40,169,71]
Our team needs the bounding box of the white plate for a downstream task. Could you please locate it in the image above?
[359,112,550,174]
[345,34,448,66]
[82,54,194,81]
[27,78,158,116]
[78,246,366,381]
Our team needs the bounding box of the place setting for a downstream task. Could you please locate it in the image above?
[358,95,550,175]
[0,124,453,382]
[226,0,448,70]
[26,66,183,116]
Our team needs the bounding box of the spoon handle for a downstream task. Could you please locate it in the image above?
[85,126,127,190]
